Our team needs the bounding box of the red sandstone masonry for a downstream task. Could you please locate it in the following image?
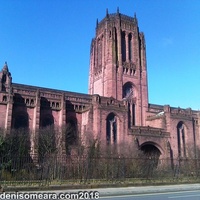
[0,11,199,160]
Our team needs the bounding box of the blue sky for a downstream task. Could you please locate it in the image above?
[0,0,199,110]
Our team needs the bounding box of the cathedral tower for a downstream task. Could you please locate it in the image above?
[89,9,149,126]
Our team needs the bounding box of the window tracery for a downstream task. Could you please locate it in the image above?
[177,122,186,158]
[106,113,117,144]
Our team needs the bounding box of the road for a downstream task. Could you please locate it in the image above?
[1,190,200,200]
[101,190,200,200]
[1,184,200,200]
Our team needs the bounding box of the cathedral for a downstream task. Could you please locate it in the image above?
[0,9,199,161]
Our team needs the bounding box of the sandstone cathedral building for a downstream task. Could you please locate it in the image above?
[0,9,199,162]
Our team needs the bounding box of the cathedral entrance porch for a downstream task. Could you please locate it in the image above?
[129,126,170,160]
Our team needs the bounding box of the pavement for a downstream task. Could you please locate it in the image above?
[2,183,200,197]
[92,184,200,196]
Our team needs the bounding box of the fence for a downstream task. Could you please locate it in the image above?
[1,155,200,186]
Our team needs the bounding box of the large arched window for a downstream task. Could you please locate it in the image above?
[41,114,54,128]
[65,118,78,155]
[13,113,29,129]
[123,82,135,127]
[106,113,117,145]
[38,114,55,160]
[97,38,102,67]
[177,121,186,158]
[121,31,126,62]
[113,27,118,64]
[128,33,132,61]
[11,113,30,160]
[66,119,78,146]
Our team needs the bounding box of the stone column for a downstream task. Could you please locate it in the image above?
[59,93,66,157]
[31,89,40,162]
[5,93,13,133]
[125,32,129,62]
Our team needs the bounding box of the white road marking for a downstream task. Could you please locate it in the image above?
[168,194,200,198]
[99,190,200,199]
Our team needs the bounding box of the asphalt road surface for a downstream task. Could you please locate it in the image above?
[1,190,200,200]
[0,191,200,200]
[1,184,200,200]
[101,190,200,200]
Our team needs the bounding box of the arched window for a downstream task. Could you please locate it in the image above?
[127,102,135,127]
[13,113,29,129]
[121,31,126,62]
[106,113,117,144]
[38,119,56,159]
[97,38,102,67]
[65,118,78,155]
[123,82,133,99]
[114,27,118,64]
[66,119,78,146]
[3,95,7,102]
[41,115,54,128]
[128,33,133,61]
[177,122,186,158]
[123,82,135,127]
